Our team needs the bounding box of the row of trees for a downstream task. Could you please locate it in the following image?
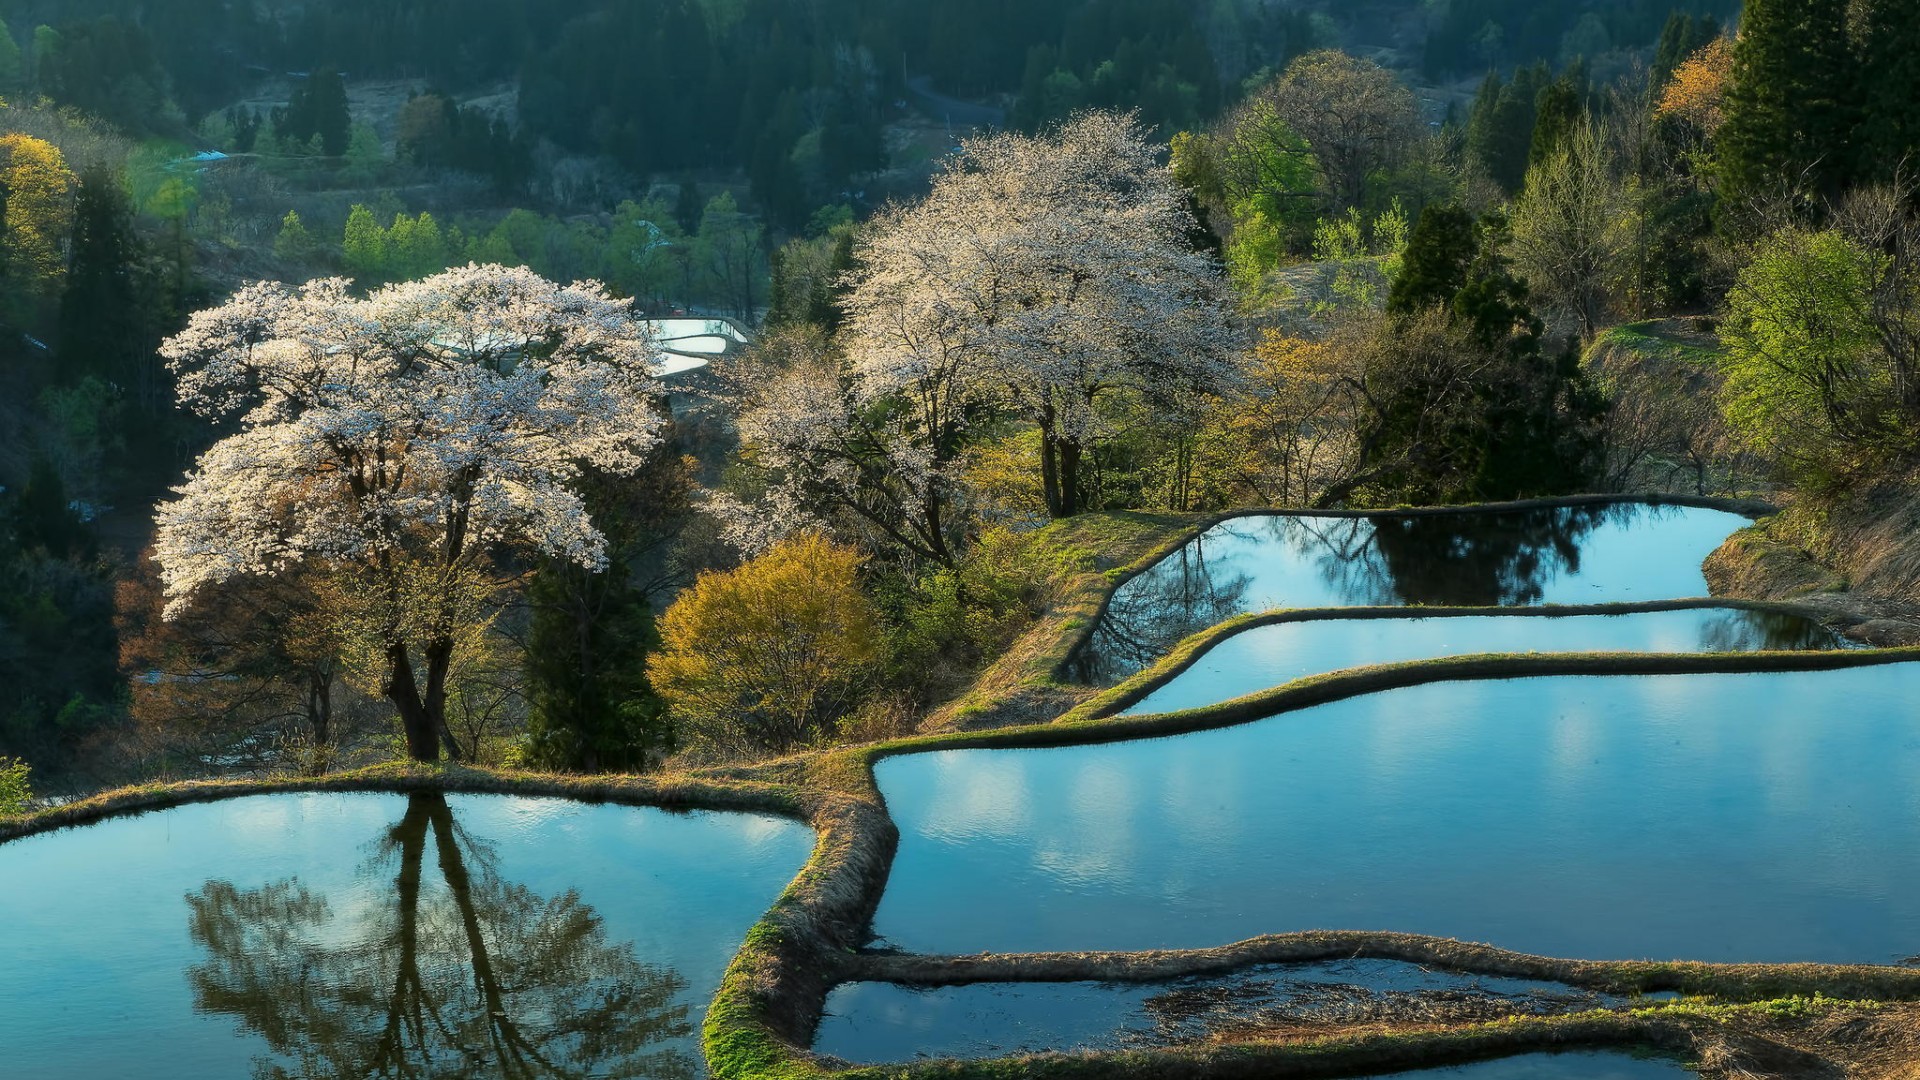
[276,192,771,321]
[34,2,1920,784]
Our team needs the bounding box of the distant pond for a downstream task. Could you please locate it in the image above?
[0,793,812,1079]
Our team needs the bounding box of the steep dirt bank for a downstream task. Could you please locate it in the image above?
[1706,477,1920,647]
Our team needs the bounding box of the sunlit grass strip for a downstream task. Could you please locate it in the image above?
[0,760,816,844]
[933,495,1776,731]
[849,929,1920,1002]
[845,648,1920,767]
[927,510,1203,730]
[706,790,897,1080]
[1061,598,1861,724]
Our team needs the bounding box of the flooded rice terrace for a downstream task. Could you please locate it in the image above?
[7,503,1910,1078]
[0,793,811,1079]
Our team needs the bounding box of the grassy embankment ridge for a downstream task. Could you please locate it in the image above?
[6,495,1918,1079]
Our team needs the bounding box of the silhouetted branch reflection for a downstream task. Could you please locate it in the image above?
[186,794,695,1080]
[1337,505,1613,607]
[1075,506,1630,685]
[1068,539,1252,684]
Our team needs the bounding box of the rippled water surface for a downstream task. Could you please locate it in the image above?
[1122,607,1844,715]
[1074,504,1752,683]
[874,666,1920,962]
[0,793,812,1079]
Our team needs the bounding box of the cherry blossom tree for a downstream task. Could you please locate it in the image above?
[740,111,1236,538]
[153,265,666,763]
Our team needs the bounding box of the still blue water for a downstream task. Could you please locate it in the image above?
[1122,608,1843,715]
[0,792,812,1079]
[874,667,1920,963]
[1074,504,1752,683]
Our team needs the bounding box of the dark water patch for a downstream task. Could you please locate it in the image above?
[0,792,812,1078]
[1074,505,1751,684]
[874,666,1920,962]
[815,959,1626,1063]
[1122,608,1845,715]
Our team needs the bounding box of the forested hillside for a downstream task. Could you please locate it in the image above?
[14,0,1920,802]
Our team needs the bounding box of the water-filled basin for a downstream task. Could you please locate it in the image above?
[0,792,812,1078]
[874,666,1920,963]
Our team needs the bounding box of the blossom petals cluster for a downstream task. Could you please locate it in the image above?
[156,264,665,613]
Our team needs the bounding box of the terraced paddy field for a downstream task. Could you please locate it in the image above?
[8,499,1918,1079]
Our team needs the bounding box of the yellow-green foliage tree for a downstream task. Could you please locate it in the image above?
[649,534,881,757]
[0,133,76,299]
[1719,222,1919,487]
[0,756,28,816]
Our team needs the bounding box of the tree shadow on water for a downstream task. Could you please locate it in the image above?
[186,793,695,1080]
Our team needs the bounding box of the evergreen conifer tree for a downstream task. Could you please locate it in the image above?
[1718,0,1859,207]
[1861,0,1920,182]
[0,18,23,90]
[285,68,352,156]
[58,166,143,394]
[1529,74,1585,172]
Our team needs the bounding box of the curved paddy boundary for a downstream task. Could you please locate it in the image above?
[1049,493,1778,686]
[705,645,1920,1079]
[823,1007,1863,1080]
[859,647,1920,762]
[0,760,898,1080]
[851,930,1920,1002]
[1062,598,1868,724]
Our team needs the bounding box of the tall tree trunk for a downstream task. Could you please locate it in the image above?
[1057,438,1083,517]
[307,667,333,752]
[1040,428,1064,518]
[922,494,952,564]
[386,643,441,763]
[422,636,464,762]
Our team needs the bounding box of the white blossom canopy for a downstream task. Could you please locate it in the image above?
[736,111,1238,547]
[155,264,666,614]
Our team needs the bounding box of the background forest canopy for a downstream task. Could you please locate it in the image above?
[17,0,1920,801]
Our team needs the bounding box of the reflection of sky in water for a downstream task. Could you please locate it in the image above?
[0,793,811,1079]
[874,666,1920,964]
[1123,608,1842,715]
[817,966,1674,1071]
[1076,505,1755,684]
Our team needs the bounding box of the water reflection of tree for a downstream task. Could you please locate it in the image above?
[1071,538,1253,685]
[1072,505,1646,684]
[1315,505,1618,607]
[1698,609,1840,652]
[186,794,695,1080]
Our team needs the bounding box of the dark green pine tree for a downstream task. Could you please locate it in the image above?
[58,166,149,398]
[1717,0,1860,208]
[1861,0,1920,183]
[1468,63,1547,194]
[520,468,677,775]
[285,67,351,156]
[521,558,673,774]
[1528,73,1586,173]
[1388,204,1480,318]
